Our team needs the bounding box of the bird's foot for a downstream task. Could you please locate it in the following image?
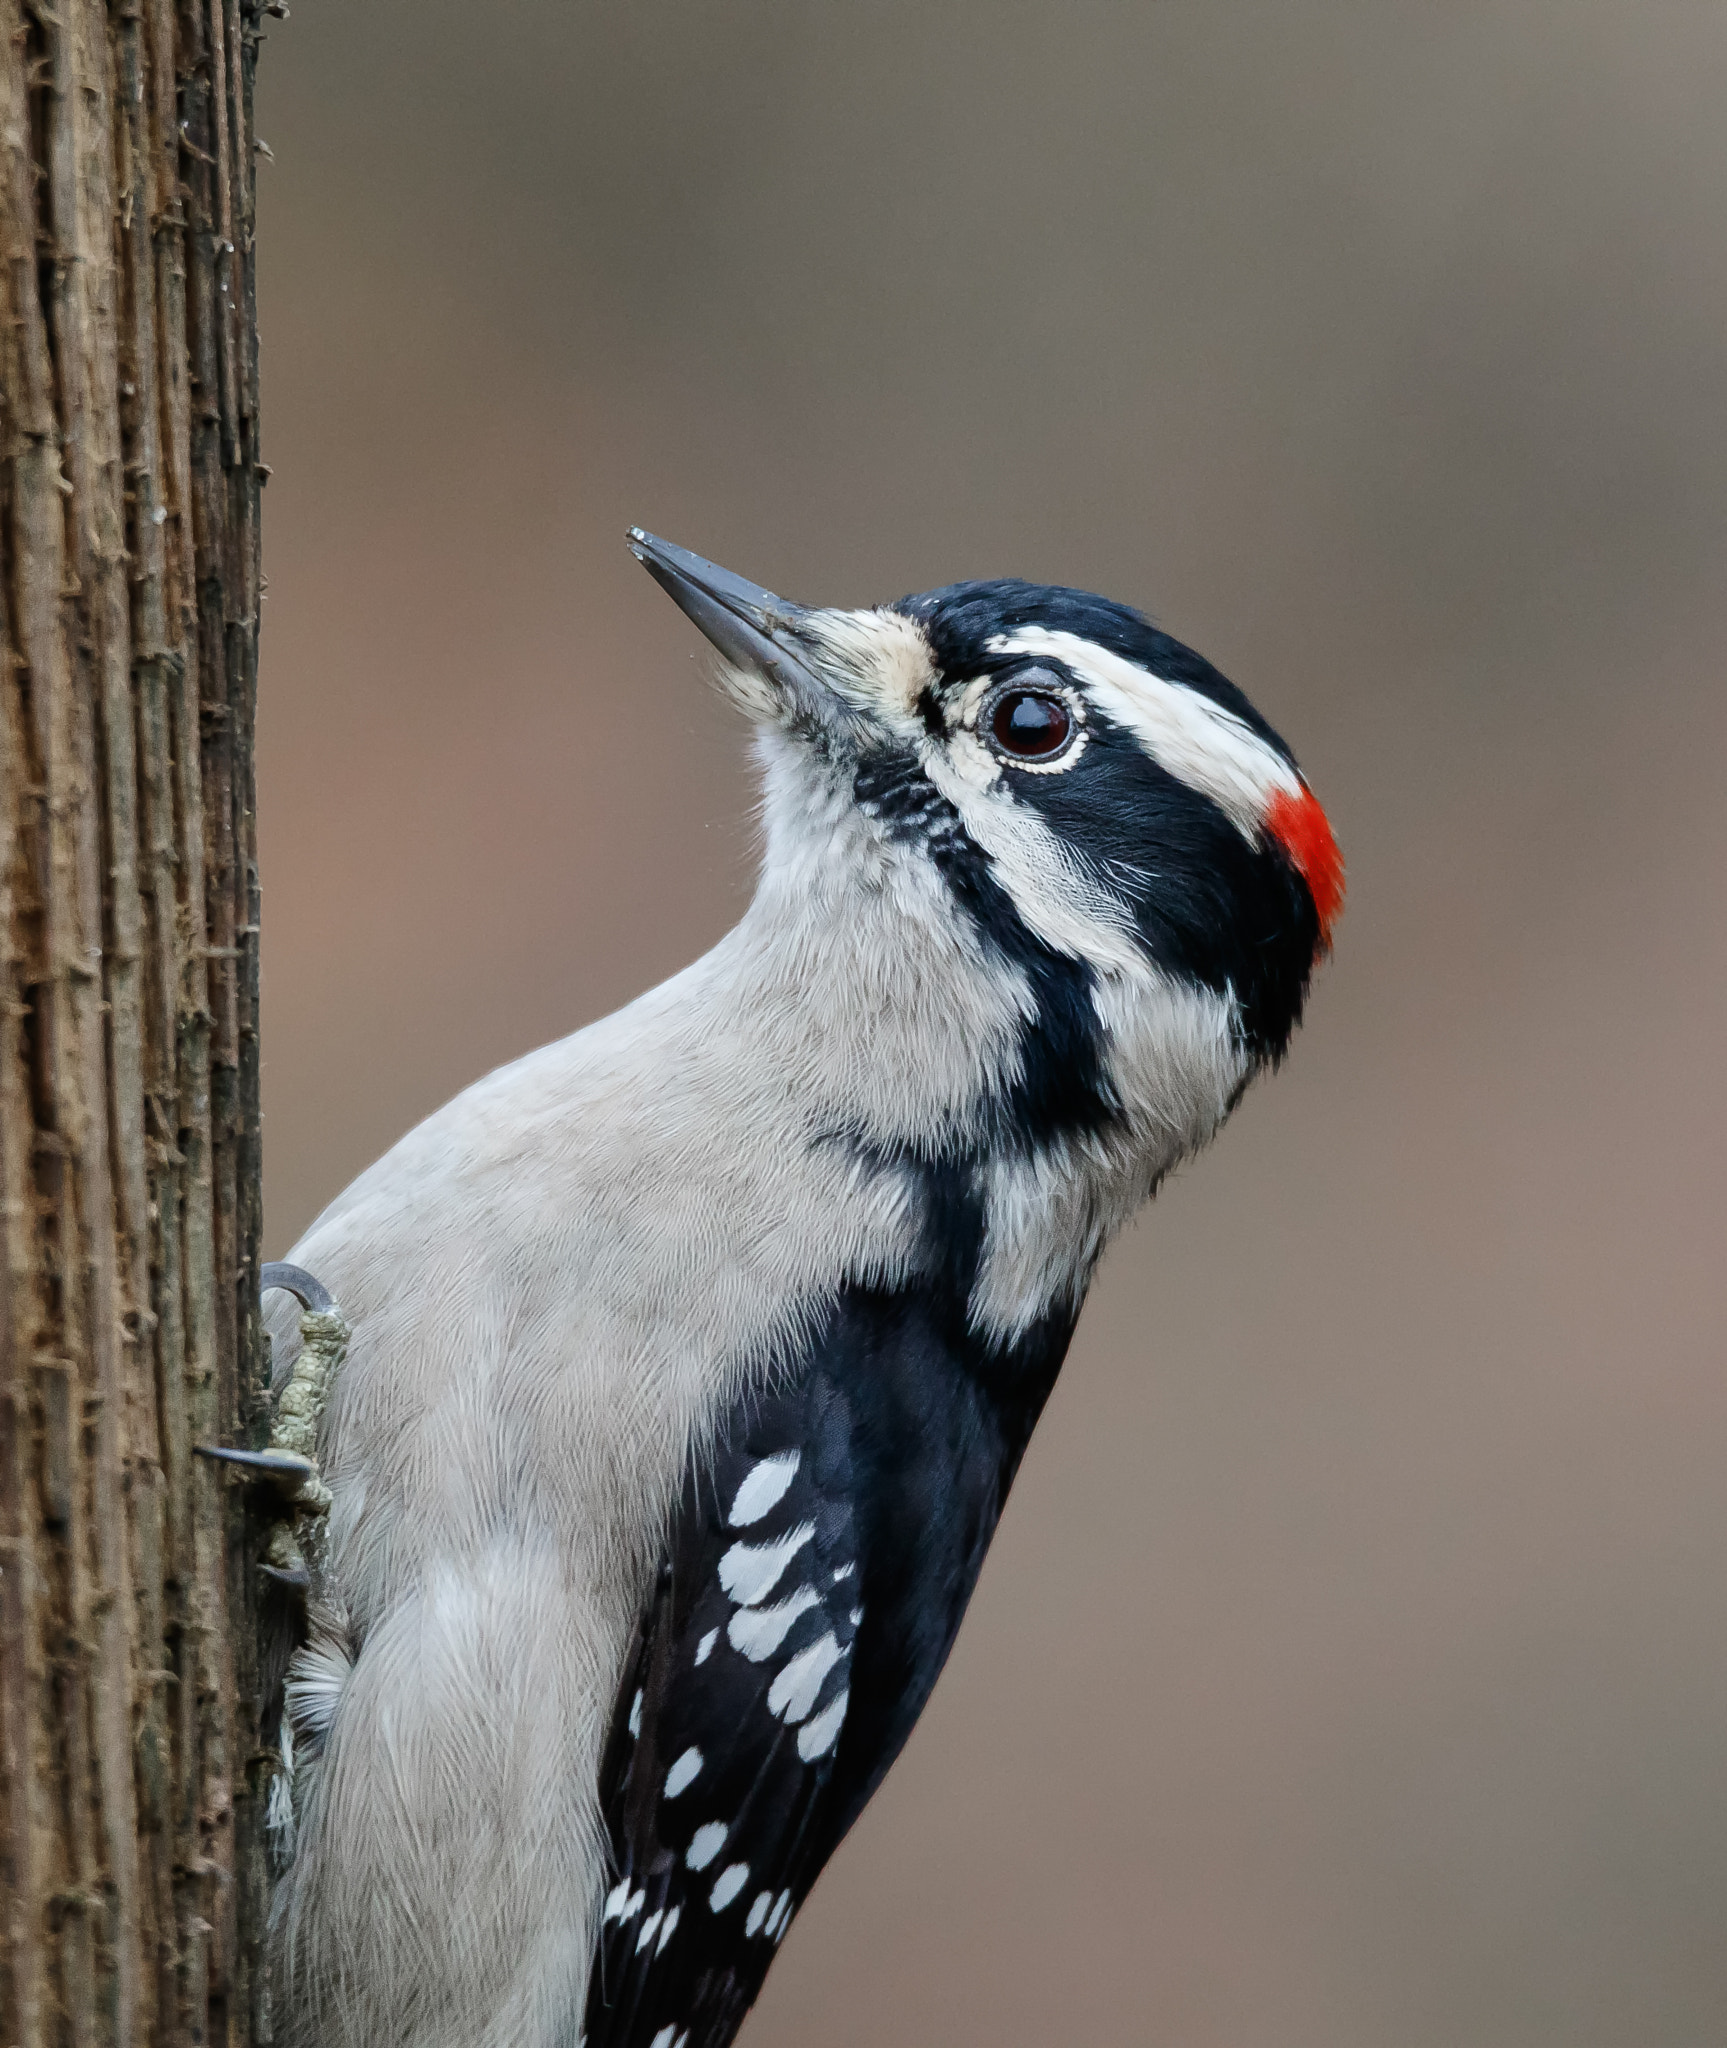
[199,1260,351,1575]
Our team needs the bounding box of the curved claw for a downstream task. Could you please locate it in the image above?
[196,1444,318,1489]
[261,1261,337,1315]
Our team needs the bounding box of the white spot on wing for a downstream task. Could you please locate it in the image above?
[663,1746,703,1798]
[745,1892,772,1937]
[796,1687,849,1761]
[728,1451,800,1527]
[709,1863,750,1911]
[603,1881,644,1925]
[767,1631,844,1723]
[766,1890,794,1940]
[656,1905,681,1953]
[635,1909,663,1953]
[718,1522,815,1608]
[650,2029,677,2048]
[685,1821,728,1870]
[628,1689,642,1738]
[694,1628,718,1665]
[726,1584,820,1662]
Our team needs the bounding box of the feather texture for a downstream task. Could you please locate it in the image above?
[263,566,1335,2048]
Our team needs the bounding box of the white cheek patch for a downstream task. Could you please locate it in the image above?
[921,745,1144,974]
[989,627,1301,841]
[968,972,1245,1346]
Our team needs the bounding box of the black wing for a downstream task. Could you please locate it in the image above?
[582,1286,1077,2048]
[584,1367,862,2048]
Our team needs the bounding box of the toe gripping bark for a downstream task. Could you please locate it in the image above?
[196,1262,351,1591]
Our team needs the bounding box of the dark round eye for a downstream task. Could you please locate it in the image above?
[989,689,1073,760]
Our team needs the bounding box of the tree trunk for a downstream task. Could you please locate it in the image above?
[0,1,268,2043]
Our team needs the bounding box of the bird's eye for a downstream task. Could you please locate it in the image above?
[988,688,1074,762]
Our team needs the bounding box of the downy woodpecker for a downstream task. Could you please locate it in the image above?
[263,532,1344,2048]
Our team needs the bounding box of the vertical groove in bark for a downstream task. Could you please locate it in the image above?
[1,1,269,2041]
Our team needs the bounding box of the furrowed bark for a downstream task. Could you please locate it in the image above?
[0,1,270,2040]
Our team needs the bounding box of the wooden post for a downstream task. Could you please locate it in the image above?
[0,0,269,2040]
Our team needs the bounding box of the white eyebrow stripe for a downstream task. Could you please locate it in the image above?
[989,627,1300,840]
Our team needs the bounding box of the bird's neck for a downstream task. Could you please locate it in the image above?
[700,800,1246,1350]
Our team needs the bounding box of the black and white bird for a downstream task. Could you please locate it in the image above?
[264,532,1344,2048]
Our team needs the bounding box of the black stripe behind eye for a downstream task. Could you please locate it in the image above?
[1010,710,1320,1062]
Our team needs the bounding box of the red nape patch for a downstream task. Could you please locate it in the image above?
[1264,784,1346,947]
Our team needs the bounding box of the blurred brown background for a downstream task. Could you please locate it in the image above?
[254,5,1727,2043]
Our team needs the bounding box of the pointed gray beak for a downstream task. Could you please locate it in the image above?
[628,529,835,730]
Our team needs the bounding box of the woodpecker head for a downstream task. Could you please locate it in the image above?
[632,529,1342,1088]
